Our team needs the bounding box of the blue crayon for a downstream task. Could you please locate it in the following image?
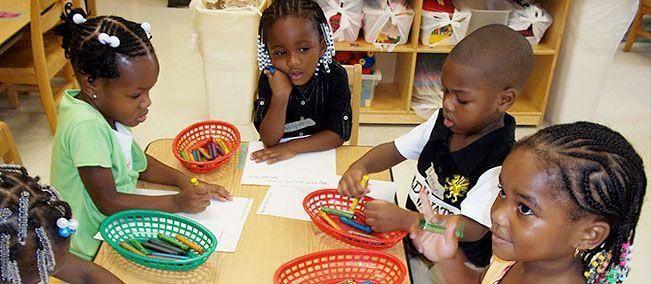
[150,252,189,260]
[339,216,372,234]
[192,150,200,162]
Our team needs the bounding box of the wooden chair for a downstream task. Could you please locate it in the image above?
[0,121,22,165]
[0,0,78,134]
[343,64,362,146]
[72,0,97,16]
[624,0,651,52]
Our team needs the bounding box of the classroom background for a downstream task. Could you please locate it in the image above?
[0,0,649,283]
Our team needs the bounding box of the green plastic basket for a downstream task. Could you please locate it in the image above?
[98,209,217,271]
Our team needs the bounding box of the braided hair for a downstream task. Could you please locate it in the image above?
[259,0,329,44]
[54,3,154,83]
[0,165,73,284]
[514,122,646,283]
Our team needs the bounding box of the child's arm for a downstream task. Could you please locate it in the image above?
[139,155,232,201]
[339,142,406,197]
[78,166,211,215]
[53,252,123,283]
[257,70,293,147]
[251,129,342,163]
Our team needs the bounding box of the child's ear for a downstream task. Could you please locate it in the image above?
[578,220,611,251]
[80,75,99,96]
[497,88,517,112]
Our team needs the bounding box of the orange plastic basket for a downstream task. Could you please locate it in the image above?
[303,189,408,250]
[172,121,241,173]
[274,249,407,284]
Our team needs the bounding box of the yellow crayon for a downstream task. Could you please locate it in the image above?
[120,241,145,256]
[175,234,205,254]
[319,211,342,231]
[215,139,230,154]
[198,148,212,160]
[349,175,370,211]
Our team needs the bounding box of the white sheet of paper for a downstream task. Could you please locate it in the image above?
[256,179,398,221]
[93,188,253,253]
[241,141,336,186]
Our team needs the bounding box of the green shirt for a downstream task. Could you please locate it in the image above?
[51,90,147,260]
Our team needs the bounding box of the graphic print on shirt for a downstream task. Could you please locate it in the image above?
[410,162,470,215]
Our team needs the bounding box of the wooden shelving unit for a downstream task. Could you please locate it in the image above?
[335,0,570,125]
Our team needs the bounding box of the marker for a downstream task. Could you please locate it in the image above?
[158,233,190,251]
[318,211,342,231]
[419,219,464,239]
[321,207,354,219]
[175,234,204,254]
[339,216,373,234]
[129,238,150,255]
[120,241,145,256]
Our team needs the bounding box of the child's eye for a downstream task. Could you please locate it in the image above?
[518,204,534,216]
[458,100,468,105]
[131,93,141,99]
[299,47,310,53]
[497,184,506,198]
[272,50,285,57]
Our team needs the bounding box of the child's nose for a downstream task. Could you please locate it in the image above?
[490,202,509,228]
[443,94,455,112]
[287,53,301,67]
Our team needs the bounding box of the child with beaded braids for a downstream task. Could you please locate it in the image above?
[0,164,121,284]
[252,0,352,164]
[50,4,232,261]
[411,121,646,284]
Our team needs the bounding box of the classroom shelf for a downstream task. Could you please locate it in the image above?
[335,0,570,126]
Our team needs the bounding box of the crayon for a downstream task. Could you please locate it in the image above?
[215,139,230,154]
[192,150,200,162]
[318,211,342,231]
[419,219,464,239]
[175,234,204,254]
[207,143,215,159]
[129,238,150,255]
[349,175,370,211]
[339,216,372,234]
[150,252,189,260]
[180,150,189,161]
[148,238,187,255]
[142,240,184,255]
[213,140,225,156]
[198,148,212,160]
[321,207,353,219]
[348,230,377,239]
[120,241,145,256]
[158,233,190,251]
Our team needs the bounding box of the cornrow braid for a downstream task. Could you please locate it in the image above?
[258,0,329,44]
[0,165,73,284]
[514,122,646,283]
[54,2,154,82]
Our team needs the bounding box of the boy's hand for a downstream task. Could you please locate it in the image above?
[177,177,232,202]
[265,69,292,99]
[338,166,368,197]
[411,189,461,262]
[251,143,297,164]
[364,201,419,232]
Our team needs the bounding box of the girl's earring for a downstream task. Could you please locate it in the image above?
[92,93,98,99]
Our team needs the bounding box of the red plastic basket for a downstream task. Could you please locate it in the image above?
[274,249,407,284]
[172,121,241,173]
[303,189,408,250]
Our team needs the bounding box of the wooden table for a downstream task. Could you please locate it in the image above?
[94,140,411,283]
[0,0,29,54]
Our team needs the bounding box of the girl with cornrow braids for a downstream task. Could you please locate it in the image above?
[0,164,121,284]
[50,4,232,261]
[252,0,352,164]
[411,121,646,284]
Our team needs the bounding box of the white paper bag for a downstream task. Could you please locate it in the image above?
[363,0,414,51]
[508,4,553,45]
[317,0,363,42]
[420,9,471,47]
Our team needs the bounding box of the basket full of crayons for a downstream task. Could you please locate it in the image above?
[303,189,408,250]
[173,120,241,173]
[274,249,407,284]
[99,209,217,271]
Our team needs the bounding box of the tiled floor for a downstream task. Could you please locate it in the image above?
[1,0,649,282]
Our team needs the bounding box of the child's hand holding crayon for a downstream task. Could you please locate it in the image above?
[264,68,292,100]
[251,143,297,164]
[338,167,369,197]
[410,189,462,262]
[178,177,232,202]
